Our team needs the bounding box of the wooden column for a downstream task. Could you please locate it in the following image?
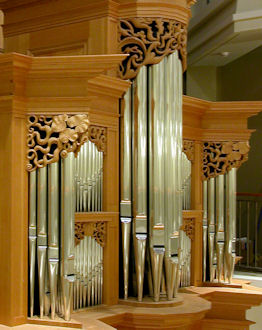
[103,127,120,305]
[191,141,203,211]
[0,98,28,325]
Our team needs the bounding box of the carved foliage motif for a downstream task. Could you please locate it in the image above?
[183,140,195,162]
[118,18,187,80]
[181,218,195,241]
[75,222,106,247]
[89,126,107,153]
[202,141,250,180]
[27,115,107,172]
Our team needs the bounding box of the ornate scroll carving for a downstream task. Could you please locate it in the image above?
[27,114,89,172]
[181,218,195,240]
[75,223,86,243]
[183,140,195,162]
[27,116,108,172]
[118,18,187,80]
[75,222,106,247]
[202,141,250,180]
[89,125,107,153]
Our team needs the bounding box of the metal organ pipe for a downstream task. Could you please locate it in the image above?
[73,141,104,311]
[29,140,104,320]
[120,51,188,302]
[203,168,237,284]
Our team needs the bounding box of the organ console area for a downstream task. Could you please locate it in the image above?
[0,1,262,329]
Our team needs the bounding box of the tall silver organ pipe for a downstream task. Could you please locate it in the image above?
[202,180,208,282]
[120,87,132,300]
[48,162,59,320]
[134,65,148,302]
[29,171,37,318]
[61,153,76,321]
[203,168,237,283]
[120,51,188,302]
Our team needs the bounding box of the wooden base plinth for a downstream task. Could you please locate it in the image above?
[119,296,183,308]
[72,293,211,330]
[28,316,83,328]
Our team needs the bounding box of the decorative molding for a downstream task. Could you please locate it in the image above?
[202,141,250,180]
[181,218,195,240]
[183,139,195,162]
[75,221,106,247]
[26,115,107,172]
[118,18,187,80]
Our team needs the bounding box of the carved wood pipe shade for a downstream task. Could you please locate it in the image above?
[118,18,187,80]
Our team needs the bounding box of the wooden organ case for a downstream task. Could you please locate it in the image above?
[0,0,262,329]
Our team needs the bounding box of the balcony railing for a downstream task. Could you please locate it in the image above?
[236,193,262,271]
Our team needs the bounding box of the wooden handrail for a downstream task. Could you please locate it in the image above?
[237,192,262,197]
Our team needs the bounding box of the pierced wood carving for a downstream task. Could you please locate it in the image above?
[118,18,187,80]
[27,114,89,171]
[89,125,107,153]
[27,116,107,172]
[183,140,195,162]
[181,218,195,241]
[75,222,106,247]
[202,141,250,180]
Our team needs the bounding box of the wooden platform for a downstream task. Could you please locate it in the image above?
[119,295,183,308]
[72,293,211,330]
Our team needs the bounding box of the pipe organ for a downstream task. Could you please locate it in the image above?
[1,1,262,328]
[120,51,191,302]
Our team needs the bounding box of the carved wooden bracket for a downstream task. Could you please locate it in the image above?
[27,115,107,172]
[202,141,250,180]
[75,222,106,247]
[118,18,187,80]
[183,140,195,162]
[181,218,195,241]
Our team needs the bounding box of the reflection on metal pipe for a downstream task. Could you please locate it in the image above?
[29,171,37,317]
[150,247,164,302]
[73,236,104,310]
[208,178,215,282]
[37,167,48,318]
[48,162,59,319]
[203,180,208,282]
[225,168,237,283]
[120,86,132,300]
[134,234,147,302]
[75,141,103,213]
[216,174,224,283]
[61,153,75,321]
[133,65,148,301]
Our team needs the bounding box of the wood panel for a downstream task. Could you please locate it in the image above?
[0,106,28,326]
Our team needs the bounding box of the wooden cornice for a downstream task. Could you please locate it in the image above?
[87,74,131,99]
[0,0,193,37]
[183,95,262,142]
[1,0,120,36]
[117,0,192,24]
[0,53,130,118]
